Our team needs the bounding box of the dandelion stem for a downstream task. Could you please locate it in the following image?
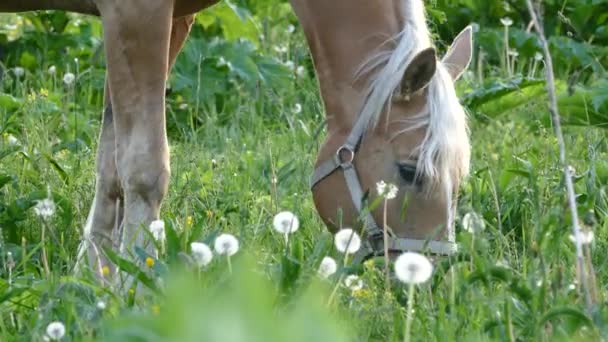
[382,199,391,293]
[404,283,416,342]
[227,255,232,274]
[41,221,51,277]
[326,274,344,307]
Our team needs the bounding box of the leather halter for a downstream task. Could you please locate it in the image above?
[310,105,458,262]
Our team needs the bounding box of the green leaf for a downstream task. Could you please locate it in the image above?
[539,307,593,329]
[103,247,160,294]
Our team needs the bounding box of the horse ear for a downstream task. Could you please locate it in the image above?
[400,47,437,98]
[442,25,473,81]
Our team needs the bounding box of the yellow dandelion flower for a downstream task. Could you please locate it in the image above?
[145,257,155,267]
[39,88,49,97]
[101,266,110,277]
[353,288,372,300]
[186,216,193,227]
[128,288,135,296]
[151,304,160,315]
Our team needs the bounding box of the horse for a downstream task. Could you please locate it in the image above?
[0,0,472,278]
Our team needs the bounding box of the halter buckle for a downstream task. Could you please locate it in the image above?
[336,145,355,168]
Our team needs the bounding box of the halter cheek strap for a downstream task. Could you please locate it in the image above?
[310,111,458,262]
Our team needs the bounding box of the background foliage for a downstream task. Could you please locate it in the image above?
[1,0,608,341]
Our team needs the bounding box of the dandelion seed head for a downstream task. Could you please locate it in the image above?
[34,198,56,219]
[376,180,398,199]
[13,67,25,78]
[46,321,66,340]
[334,228,361,254]
[287,24,295,33]
[500,17,513,27]
[48,66,57,75]
[96,301,106,310]
[296,65,306,77]
[394,252,433,284]
[149,220,165,242]
[318,256,337,279]
[462,212,485,233]
[191,242,213,267]
[63,73,75,86]
[214,233,239,256]
[272,211,299,235]
[344,275,363,291]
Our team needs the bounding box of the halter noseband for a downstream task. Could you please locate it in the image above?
[310,108,458,262]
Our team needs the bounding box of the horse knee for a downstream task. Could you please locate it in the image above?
[119,151,170,203]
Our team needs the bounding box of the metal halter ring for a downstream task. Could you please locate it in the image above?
[336,145,355,168]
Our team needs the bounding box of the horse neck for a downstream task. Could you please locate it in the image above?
[291,0,409,136]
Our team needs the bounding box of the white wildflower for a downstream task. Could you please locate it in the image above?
[334,228,361,254]
[149,220,165,242]
[344,275,363,291]
[34,198,56,219]
[376,180,398,199]
[500,17,513,27]
[13,67,25,78]
[46,321,66,340]
[214,233,239,256]
[272,211,299,235]
[63,73,75,86]
[568,230,594,245]
[191,242,213,267]
[507,49,519,58]
[7,134,19,146]
[317,256,337,279]
[462,212,486,233]
[296,65,306,77]
[292,103,302,114]
[394,252,433,284]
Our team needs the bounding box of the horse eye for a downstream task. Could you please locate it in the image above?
[397,162,420,185]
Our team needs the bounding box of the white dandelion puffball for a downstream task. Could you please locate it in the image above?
[48,65,57,75]
[500,17,513,27]
[273,211,300,235]
[296,65,306,77]
[286,24,295,34]
[63,72,75,86]
[376,180,398,199]
[34,198,56,219]
[96,301,106,310]
[317,256,337,279]
[191,242,213,267]
[334,228,361,254]
[394,252,433,285]
[149,220,165,241]
[13,67,25,78]
[569,230,594,245]
[214,233,239,256]
[46,321,66,340]
[344,275,363,291]
[462,212,485,234]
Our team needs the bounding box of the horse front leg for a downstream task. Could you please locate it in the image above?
[94,0,174,285]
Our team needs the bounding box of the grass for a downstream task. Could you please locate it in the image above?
[1,12,608,342]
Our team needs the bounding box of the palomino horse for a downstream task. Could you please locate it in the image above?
[1,0,472,276]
